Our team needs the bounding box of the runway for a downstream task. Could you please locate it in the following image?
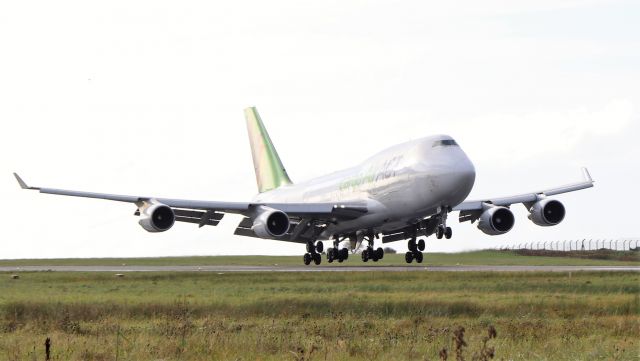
[1,265,638,273]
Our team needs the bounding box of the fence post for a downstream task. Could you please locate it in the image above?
[45,338,51,361]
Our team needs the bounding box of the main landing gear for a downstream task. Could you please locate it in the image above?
[405,238,425,264]
[303,241,323,266]
[361,233,384,263]
[327,236,349,263]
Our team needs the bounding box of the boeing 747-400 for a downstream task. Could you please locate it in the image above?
[15,107,594,265]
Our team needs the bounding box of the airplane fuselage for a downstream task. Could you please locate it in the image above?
[254,135,476,239]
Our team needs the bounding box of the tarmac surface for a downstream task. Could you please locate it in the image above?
[1,265,638,273]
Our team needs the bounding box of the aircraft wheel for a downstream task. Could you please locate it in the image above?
[376,247,384,260]
[408,239,417,252]
[340,248,349,261]
[327,248,334,263]
[414,251,424,264]
[303,253,312,266]
[306,242,314,254]
[361,250,369,262]
[313,253,322,265]
[405,251,414,264]
[445,227,452,239]
[368,247,378,262]
[418,239,426,252]
[436,226,444,239]
[316,241,324,253]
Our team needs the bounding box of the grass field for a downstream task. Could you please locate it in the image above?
[1,270,638,360]
[1,250,638,267]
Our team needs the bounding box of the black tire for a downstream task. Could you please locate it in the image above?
[376,247,384,260]
[436,227,444,240]
[445,227,452,240]
[303,253,312,266]
[361,250,369,262]
[340,248,349,261]
[408,239,417,252]
[414,251,424,264]
[313,253,322,265]
[306,242,314,254]
[369,247,378,262]
[327,248,334,263]
[418,239,426,252]
[405,251,414,264]
[316,241,324,254]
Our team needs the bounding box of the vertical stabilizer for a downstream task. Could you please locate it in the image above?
[244,107,293,193]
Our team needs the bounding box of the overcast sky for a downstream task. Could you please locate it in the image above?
[1,0,638,259]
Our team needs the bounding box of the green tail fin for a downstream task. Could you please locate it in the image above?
[244,107,293,193]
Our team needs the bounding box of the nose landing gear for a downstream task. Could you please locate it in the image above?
[435,226,452,240]
[435,208,453,240]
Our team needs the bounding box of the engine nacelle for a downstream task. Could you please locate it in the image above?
[139,202,175,233]
[528,199,565,227]
[251,206,290,238]
[478,206,515,235]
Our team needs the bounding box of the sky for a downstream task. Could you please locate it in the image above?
[1,0,638,259]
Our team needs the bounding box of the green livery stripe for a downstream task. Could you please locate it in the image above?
[244,107,293,193]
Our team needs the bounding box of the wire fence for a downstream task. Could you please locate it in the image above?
[496,239,640,251]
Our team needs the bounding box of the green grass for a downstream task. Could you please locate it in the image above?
[1,250,638,267]
[0,271,638,360]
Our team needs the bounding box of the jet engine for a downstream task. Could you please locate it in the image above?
[528,199,565,227]
[251,207,290,238]
[139,202,175,233]
[477,206,515,235]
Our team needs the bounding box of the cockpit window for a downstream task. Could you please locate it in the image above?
[432,139,458,147]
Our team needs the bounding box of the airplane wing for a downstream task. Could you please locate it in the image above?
[13,173,368,233]
[454,168,594,222]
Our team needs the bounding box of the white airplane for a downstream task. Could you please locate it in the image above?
[15,107,594,265]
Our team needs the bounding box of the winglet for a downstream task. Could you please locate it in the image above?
[581,167,594,183]
[13,173,38,190]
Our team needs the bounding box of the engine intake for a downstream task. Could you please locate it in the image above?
[478,206,515,235]
[528,199,565,227]
[252,206,290,238]
[139,202,175,233]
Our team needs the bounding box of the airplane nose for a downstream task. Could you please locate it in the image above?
[443,157,476,206]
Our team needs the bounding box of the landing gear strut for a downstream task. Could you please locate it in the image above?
[303,241,323,266]
[435,208,453,240]
[361,233,384,263]
[326,236,349,264]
